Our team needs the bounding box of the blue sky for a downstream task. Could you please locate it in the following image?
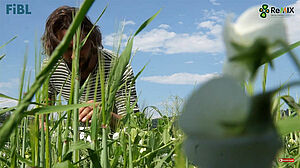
[1,0,300,113]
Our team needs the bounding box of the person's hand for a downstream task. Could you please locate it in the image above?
[79,100,99,123]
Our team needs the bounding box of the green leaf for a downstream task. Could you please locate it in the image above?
[269,40,300,63]
[0,54,5,61]
[0,93,18,101]
[134,9,161,36]
[88,149,101,168]
[281,95,300,115]
[53,160,75,168]
[24,102,95,115]
[81,5,108,47]
[0,36,17,49]
[276,117,300,135]
[0,157,10,167]
[69,141,91,151]
[16,153,33,167]
[163,128,170,145]
[50,112,68,133]
[262,63,268,93]
[154,148,175,168]
[0,106,16,115]
[79,73,91,97]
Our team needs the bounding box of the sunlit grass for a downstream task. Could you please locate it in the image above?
[0,1,300,167]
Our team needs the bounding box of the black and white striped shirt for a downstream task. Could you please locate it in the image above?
[44,49,139,116]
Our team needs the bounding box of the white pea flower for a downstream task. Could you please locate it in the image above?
[223,6,287,81]
[139,148,146,153]
[112,132,120,140]
[179,76,250,138]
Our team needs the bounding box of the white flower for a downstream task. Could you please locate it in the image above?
[112,132,120,140]
[179,76,250,138]
[139,148,146,153]
[223,6,287,81]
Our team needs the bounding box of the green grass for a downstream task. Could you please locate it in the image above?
[0,0,300,167]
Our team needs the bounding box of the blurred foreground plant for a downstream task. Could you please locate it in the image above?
[179,5,300,168]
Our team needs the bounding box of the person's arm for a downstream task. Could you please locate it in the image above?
[78,65,139,126]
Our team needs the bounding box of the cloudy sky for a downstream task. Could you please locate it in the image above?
[0,0,300,110]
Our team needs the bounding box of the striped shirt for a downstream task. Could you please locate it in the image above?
[44,49,139,116]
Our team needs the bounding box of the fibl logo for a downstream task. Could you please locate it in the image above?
[259,4,295,18]
[6,4,31,14]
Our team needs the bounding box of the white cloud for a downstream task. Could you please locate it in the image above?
[209,0,220,6]
[141,72,219,85]
[134,29,176,53]
[197,21,216,29]
[178,21,183,24]
[286,0,300,43]
[184,61,194,64]
[121,20,135,26]
[103,33,128,47]
[162,32,223,54]
[105,25,223,54]
[158,24,171,29]
[202,9,227,22]
[103,10,226,54]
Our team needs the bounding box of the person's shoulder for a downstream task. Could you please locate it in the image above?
[99,48,117,60]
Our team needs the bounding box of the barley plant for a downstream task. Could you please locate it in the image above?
[0,1,299,168]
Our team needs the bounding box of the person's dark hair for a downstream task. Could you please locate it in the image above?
[41,6,103,56]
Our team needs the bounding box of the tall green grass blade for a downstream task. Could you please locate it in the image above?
[262,63,268,93]
[0,54,5,61]
[0,0,95,148]
[16,153,33,167]
[0,36,17,49]
[278,40,300,73]
[133,140,174,163]
[72,21,81,164]
[34,115,39,167]
[0,93,18,101]
[134,9,161,36]
[10,45,29,168]
[0,157,10,167]
[19,45,28,102]
[268,40,300,63]
[0,106,16,115]
[81,5,108,47]
[50,112,67,134]
[79,74,91,97]
[24,102,95,115]
[45,114,51,168]
[40,114,45,168]
[154,148,175,168]
[21,117,27,168]
[281,95,300,115]
[143,106,164,118]
[87,149,101,168]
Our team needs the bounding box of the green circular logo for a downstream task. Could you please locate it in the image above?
[259,4,269,18]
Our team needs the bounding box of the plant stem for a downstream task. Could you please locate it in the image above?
[72,21,81,164]
[102,127,109,168]
[45,114,51,168]
[21,117,27,168]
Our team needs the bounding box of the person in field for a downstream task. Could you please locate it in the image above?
[41,6,139,125]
